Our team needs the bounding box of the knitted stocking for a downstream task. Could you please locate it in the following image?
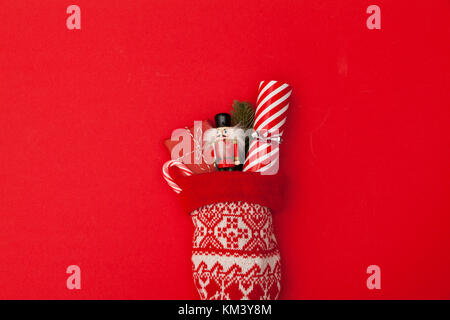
[175,171,284,300]
[191,201,281,300]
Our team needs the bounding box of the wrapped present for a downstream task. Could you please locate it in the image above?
[244,81,292,174]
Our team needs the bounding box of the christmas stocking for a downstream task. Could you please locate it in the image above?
[177,171,284,300]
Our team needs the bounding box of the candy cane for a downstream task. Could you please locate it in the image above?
[162,160,193,193]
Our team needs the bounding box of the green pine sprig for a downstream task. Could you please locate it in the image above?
[230,100,255,129]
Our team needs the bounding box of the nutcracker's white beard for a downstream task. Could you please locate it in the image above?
[203,127,250,165]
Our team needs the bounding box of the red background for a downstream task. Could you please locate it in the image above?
[0,0,449,299]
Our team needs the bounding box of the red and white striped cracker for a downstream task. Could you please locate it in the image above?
[162,160,193,193]
[243,81,292,173]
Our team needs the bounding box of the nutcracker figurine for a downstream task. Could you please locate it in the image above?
[211,113,244,171]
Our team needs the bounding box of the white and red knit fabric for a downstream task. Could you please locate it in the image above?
[191,201,281,300]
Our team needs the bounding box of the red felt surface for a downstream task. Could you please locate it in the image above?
[0,0,449,299]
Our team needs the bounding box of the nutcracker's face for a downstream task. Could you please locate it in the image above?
[216,127,230,139]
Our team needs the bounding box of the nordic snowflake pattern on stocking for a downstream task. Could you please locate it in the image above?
[191,201,281,300]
